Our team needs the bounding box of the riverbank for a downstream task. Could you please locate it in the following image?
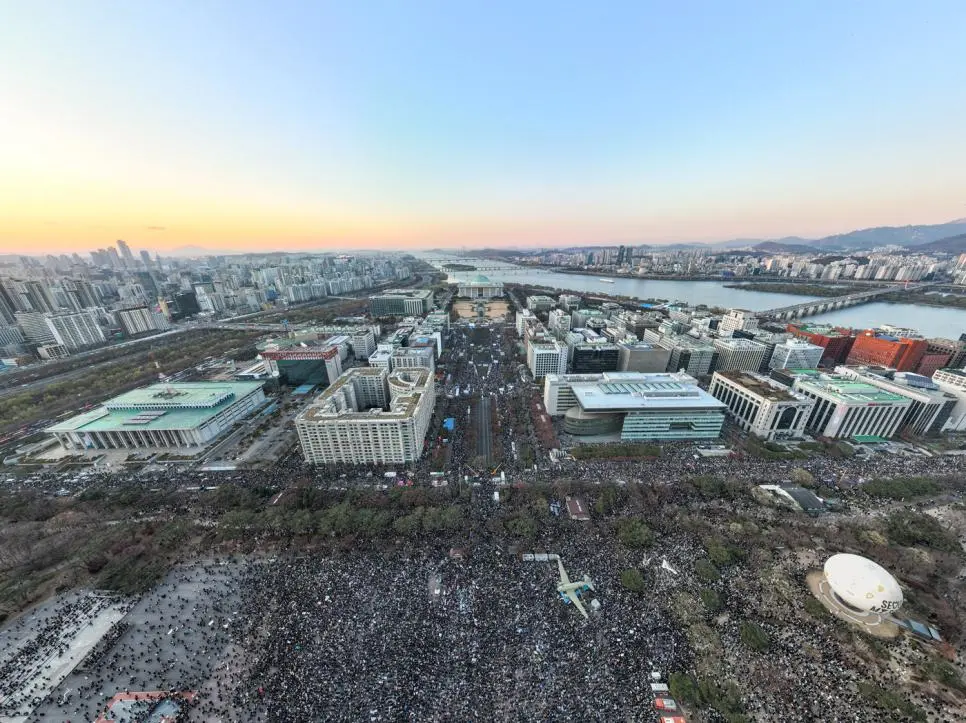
[520,265,731,282]
[881,291,966,309]
[724,282,865,297]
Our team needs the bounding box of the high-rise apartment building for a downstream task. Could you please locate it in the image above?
[117,306,171,336]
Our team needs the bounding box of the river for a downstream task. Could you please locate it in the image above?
[424,255,966,338]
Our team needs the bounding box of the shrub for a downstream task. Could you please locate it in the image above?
[863,477,942,500]
[857,682,925,721]
[700,588,722,613]
[694,558,720,583]
[804,596,827,618]
[620,568,646,593]
[886,511,960,553]
[739,621,770,651]
[616,519,654,549]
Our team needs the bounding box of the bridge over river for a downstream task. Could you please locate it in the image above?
[762,282,935,321]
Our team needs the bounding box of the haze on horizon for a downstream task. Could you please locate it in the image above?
[2,1,965,255]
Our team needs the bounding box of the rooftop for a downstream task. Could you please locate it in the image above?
[371,288,433,299]
[559,372,726,412]
[47,382,265,433]
[299,367,432,423]
[794,375,911,405]
[715,371,806,403]
[714,338,766,349]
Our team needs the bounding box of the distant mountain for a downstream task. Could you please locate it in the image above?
[911,232,966,254]
[752,240,822,254]
[811,221,966,250]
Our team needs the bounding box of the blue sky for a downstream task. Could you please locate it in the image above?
[1,1,965,251]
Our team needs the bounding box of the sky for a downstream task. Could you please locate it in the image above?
[1,1,965,254]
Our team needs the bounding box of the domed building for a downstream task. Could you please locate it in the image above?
[457,275,504,299]
[806,553,903,638]
[823,553,903,614]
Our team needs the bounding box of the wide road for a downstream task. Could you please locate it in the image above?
[476,395,493,466]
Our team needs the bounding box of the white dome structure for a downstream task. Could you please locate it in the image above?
[823,553,903,614]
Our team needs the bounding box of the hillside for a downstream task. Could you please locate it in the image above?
[912,232,966,255]
[812,221,966,250]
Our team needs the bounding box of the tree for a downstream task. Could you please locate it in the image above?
[620,568,645,593]
[616,519,654,549]
[739,621,770,651]
[694,558,720,583]
[789,468,816,487]
[700,588,722,613]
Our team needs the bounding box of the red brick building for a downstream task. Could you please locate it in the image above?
[846,330,927,372]
[786,324,855,365]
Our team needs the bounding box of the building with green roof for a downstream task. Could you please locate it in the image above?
[46,381,266,451]
[791,373,911,439]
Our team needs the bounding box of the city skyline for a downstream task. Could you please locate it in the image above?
[2,1,966,254]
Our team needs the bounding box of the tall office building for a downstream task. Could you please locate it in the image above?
[657,335,719,377]
[709,371,814,441]
[296,367,435,464]
[527,340,568,378]
[571,343,620,373]
[792,373,911,439]
[617,341,672,373]
[719,309,759,337]
[769,339,824,370]
[712,338,768,372]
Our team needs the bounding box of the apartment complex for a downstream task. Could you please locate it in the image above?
[16,310,106,350]
[117,306,171,336]
[543,371,726,441]
[296,367,435,464]
[709,371,814,441]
